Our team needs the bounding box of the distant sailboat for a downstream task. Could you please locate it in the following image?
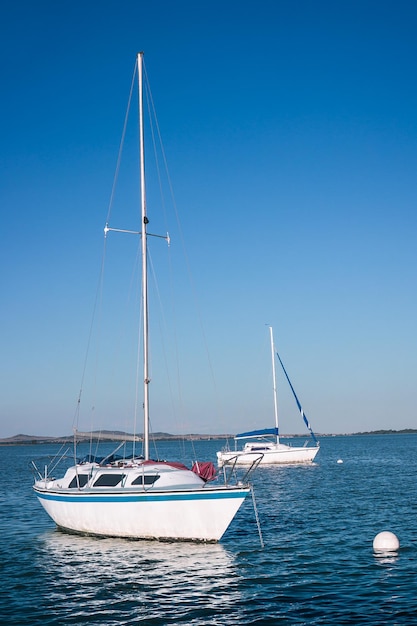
[33,52,257,542]
[217,326,320,466]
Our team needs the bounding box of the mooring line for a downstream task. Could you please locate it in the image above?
[250,484,264,548]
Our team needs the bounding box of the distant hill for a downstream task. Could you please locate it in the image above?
[1,429,416,445]
[0,431,233,445]
[0,434,66,444]
[352,428,417,435]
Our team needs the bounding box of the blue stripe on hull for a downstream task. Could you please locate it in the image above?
[34,489,248,504]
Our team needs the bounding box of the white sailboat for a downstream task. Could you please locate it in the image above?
[33,53,254,542]
[217,327,320,466]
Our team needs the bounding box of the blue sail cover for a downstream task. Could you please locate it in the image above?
[235,428,279,440]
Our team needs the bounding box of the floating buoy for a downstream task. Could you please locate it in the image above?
[337,459,343,464]
[373,531,400,553]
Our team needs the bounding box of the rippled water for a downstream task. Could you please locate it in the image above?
[1,434,417,624]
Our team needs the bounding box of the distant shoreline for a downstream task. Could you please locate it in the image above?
[1,429,416,446]
[0,432,231,446]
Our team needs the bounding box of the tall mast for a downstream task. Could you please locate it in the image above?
[269,326,280,445]
[138,52,150,461]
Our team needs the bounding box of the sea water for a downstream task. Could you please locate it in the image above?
[1,434,417,624]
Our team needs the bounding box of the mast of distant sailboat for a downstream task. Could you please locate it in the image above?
[269,326,280,446]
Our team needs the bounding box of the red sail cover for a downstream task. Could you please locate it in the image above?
[192,461,216,482]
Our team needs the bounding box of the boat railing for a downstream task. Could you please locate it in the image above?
[241,455,263,483]
[220,453,263,486]
[31,445,72,482]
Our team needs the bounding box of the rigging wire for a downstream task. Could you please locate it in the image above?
[143,59,225,444]
[74,57,222,465]
[72,61,138,448]
[105,60,137,226]
[142,62,190,454]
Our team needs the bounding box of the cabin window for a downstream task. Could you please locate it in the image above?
[68,474,89,488]
[131,474,160,486]
[93,473,125,487]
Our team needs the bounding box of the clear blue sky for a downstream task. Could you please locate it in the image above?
[1,0,416,438]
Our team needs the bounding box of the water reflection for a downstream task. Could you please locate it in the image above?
[37,530,242,624]
[373,550,399,566]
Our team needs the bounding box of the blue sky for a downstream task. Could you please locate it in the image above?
[1,0,416,438]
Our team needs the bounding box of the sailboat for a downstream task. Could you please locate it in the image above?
[217,327,320,466]
[33,53,255,542]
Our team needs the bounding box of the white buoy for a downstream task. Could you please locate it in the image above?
[373,531,400,552]
[337,459,343,464]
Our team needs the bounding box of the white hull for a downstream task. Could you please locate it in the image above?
[217,443,319,466]
[34,461,249,541]
[34,487,247,541]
